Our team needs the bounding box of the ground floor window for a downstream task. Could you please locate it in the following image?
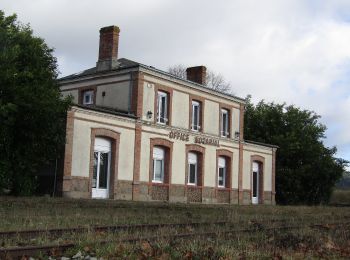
[218,156,226,187]
[153,146,165,183]
[252,160,263,204]
[188,152,198,185]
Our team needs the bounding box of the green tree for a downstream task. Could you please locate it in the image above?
[244,97,348,205]
[0,11,71,195]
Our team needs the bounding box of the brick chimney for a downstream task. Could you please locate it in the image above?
[96,26,120,71]
[186,66,207,85]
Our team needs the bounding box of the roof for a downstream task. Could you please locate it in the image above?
[58,58,246,103]
[58,58,140,81]
[74,104,138,119]
[245,140,279,149]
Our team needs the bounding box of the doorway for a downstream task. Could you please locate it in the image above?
[252,161,260,204]
[92,137,111,199]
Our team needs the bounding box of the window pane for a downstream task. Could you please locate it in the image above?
[98,152,109,189]
[83,91,93,105]
[154,159,163,182]
[193,105,199,129]
[253,171,258,197]
[223,113,227,133]
[189,163,196,184]
[157,92,168,124]
[160,96,167,123]
[92,152,98,188]
[219,167,224,186]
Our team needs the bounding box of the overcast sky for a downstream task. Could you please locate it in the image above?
[2,0,350,166]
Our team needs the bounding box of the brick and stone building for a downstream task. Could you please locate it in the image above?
[59,25,277,204]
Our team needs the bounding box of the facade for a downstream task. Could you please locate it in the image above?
[59,26,277,205]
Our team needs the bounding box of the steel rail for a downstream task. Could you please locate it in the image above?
[0,221,229,240]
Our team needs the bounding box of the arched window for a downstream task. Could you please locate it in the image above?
[187,152,198,185]
[152,146,165,183]
[251,156,264,205]
[218,156,227,188]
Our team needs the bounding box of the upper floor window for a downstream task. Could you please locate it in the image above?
[188,152,198,185]
[218,156,226,187]
[157,91,168,124]
[221,109,230,137]
[191,101,201,131]
[152,146,165,183]
[83,90,94,105]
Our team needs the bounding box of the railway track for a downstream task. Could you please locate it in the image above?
[0,221,228,240]
[0,221,349,258]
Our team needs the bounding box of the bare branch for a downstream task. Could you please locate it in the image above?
[168,64,232,94]
[167,64,187,79]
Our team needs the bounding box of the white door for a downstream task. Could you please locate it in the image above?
[92,138,111,199]
[252,162,259,204]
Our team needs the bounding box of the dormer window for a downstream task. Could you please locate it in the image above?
[221,109,230,137]
[191,100,201,131]
[157,91,168,124]
[83,90,94,105]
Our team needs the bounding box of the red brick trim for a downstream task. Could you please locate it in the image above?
[189,94,205,133]
[153,84,173,126]
[250,155,265,204]
[132,123,142,200]
[149,138,174,199]
[272,149,276,204]
[78,86,97,105]
[238,103,244,204]
[185,144,205,187]
[63,110,75,177]
[239,103,245,140]
[89,128,121,199]
[131,71,144,118]
[218,104,232,138]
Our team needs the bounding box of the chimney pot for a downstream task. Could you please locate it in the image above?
[186,66,207,85]
[96,25,120,71]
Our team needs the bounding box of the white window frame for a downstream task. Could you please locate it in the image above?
[83,90,94,105]
[187,152,198,185]
[218,156,226,188]
[157,91,168,124]
[152,147,165,183]
[92,137,111,199]
[221,109,229,137]
[191,101,201,131]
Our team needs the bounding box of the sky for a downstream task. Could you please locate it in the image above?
[2,0,350,166]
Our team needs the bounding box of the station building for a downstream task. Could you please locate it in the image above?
[59,26,277,205]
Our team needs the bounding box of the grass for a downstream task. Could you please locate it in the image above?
[0,197,349,258]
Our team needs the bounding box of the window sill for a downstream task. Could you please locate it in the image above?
[152,180,163,184]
